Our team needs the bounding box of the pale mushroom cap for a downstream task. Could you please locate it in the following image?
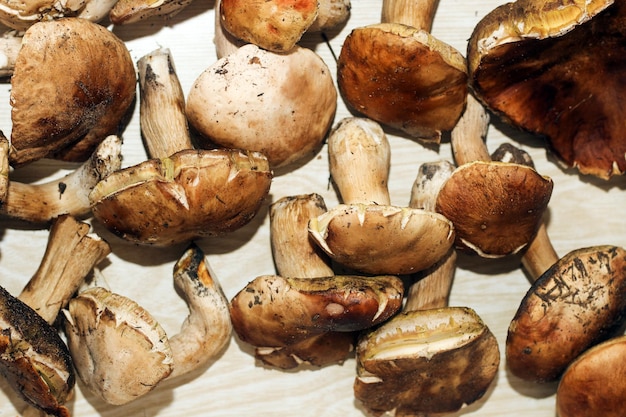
[9,18,136,167]
[506,245,626,382]
[467,0,625,178]
[219,0,318,52]
[435,160,553,258]
[64,287,173,405]
[186,44,337,169]
[354,307,500,415]
[557,335,626,417]
[89,148,272,246]
[337,23,467,141]
[309,203,455,275]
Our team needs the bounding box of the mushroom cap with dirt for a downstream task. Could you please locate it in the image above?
[467,0,626,179]
[185,44,337,170]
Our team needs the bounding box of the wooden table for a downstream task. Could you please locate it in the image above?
[0,0,624,415]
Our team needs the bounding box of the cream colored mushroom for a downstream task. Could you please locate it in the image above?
[308,117,455,275]
[109,0,193,25]
[0,133,122,224]
[63,243,232,405]
[186,43,337,170]
[89,48,272,246]
[0,0,118,30]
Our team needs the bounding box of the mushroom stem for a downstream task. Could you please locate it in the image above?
[1,134,122,223]
[0,29,21,77]
[381,0,439,31]
[520,223,559,280]
[0,134,9,204]
[450,93,491,165]
[18,215,111,324]
[137,47,193,159]
[167,243,232,379]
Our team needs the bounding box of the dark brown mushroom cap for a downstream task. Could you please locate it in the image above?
[556,335,626,417]
[435,160,553,257]
[89,148,272,246]
[354,307,500,416]
[506,245,626,382]
[337,23,467,141]
[229,274,404,347]
[467,0,625,178]
[0,285,74,417]
[9,18,136,167]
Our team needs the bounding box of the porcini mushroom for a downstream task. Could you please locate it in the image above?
[109,0,192,25]
[467,0,626,178]
[353,160,500,416]
[308,117,455,275]
[89,48,272,246]
[0,0,118,30]
[186,43,337,170]
[556,334,626,417]
[8,18,136,166]
[63,243,232,404]
[230,193,404,369]
[435,94,553,257]
[336,0,467,141]
[0,134,122,224]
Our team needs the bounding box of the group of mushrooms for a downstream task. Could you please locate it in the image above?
[0,0,624,415]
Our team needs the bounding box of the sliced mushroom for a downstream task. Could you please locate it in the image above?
[63,243,232,404]
[186,43,337,170]
[556,334,626,417]
[467,0,625,178]
[308,117,455,275]
[1,134,122,224]
[89,48,272,246]
[435,94,553,257]
[8,18,136,166]
[230,193,404,369]
[337,0,467,141]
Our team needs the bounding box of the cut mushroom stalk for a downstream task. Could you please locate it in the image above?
[1,134,122,224]
[353,160,500,416]
[230,193,405,369]
[308,117,455,275]
[63,243,232,404]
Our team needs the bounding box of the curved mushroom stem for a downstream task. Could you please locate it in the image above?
[18,215,111,324]
[213,0,246,59]
[381,0,439,31]
[137,47,193,159]
[167,243,232,379]
[1,134,122,223]
[450,93,491,165]
[328,117,391,206]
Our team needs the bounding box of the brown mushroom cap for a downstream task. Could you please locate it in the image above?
[337,23,467,141]
[9,18,136,167]
[506,245,626,382]
[354,306,500,415]
[186,44,337,170]
[467,0,625,178]
[89,148,272,246]
[556,335,626,417]
[435,160,553,257]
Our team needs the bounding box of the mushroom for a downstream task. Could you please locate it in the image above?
[353,160,500,416]
[467,0,625,179]
[0,0,118,30]
[109,0,193,25]
[89,48,272,246]
[63,243,232,405]
[308,117,455,275]
[0,214,110,417]
[185,43,337,170]
[0,133,122,224]
[336,0,468,141]
[556,334,626,417]
[434,94,553,257]
[230,193,405,369]
[7,18,136,166]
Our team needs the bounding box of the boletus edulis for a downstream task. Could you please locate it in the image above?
[468,0,626,178]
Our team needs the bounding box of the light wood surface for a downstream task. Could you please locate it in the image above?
[1,1,625,416]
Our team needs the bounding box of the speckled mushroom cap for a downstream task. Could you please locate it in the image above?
[337,22,467,141]
[467,0,626,179]
[186,44,337,170]
[8,18,136,167]
[506,245,626,382]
